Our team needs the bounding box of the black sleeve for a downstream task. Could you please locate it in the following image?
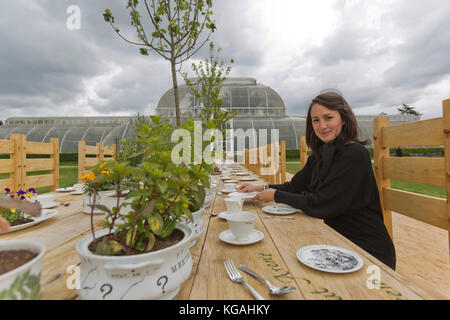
[268,156,314,193]
[274,148,370,219]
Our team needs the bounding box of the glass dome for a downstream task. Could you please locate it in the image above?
[157,77,286,118]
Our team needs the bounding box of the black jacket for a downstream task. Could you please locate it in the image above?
[270,142,396,269]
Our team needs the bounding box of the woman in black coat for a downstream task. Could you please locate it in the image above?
[238,91,396,270]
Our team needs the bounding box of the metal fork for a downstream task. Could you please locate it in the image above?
[262,213,295,220]
[224,259,265,300]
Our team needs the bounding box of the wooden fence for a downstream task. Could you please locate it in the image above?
[0,134,59,193]
[373,98,450,256]
[78,141,116,182]
[243,141,286,184]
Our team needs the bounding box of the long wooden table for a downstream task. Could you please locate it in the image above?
[1,166,446,300]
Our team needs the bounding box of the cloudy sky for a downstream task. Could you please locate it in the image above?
[1,0,450,123]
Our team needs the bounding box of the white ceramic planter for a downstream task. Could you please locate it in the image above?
[0,240,45,300]
[82,190,116,215]
[180,207,205,247]
[76,224,193,300]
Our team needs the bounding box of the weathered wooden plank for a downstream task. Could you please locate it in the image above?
[26,174,54,189]
[384,187,448,230]
[26,158,54,172]
[383,157,445,187]
[0,140,14,154]
[0,159,15,174]
[25,141,54,155]
[382,118,444,148]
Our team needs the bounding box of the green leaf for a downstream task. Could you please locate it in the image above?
[158,219,176,238]
[93,204,112,215]
[148,212,164,234]
[146,232,156,251]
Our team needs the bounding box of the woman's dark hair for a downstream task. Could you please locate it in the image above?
[306,91,369,158]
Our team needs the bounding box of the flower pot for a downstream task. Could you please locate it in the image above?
[180,207,205,247]
[0,240,46,300]
[82,190,116,215]
[76,224,193,300]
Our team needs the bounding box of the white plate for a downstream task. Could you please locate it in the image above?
[296,245,364,273]
[56,187,75,192]
[234,172,250,176]
[6,209,58,233]
[220,188,236,194]
[228,191,257,199]
[238,177,258,181]
[219,229,264,245]
[69,191,84,195]
[262,205,298,215]
[224,179,238,183]
[41,202,58,209]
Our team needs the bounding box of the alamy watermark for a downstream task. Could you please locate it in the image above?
[170,121,280,175]
[66,5,81,30]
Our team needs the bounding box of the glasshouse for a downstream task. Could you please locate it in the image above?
[0,77,419,152]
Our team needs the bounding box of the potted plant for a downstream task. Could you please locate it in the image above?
[76,116,210,300]
[80,164,117,215]
[0,188,38,228]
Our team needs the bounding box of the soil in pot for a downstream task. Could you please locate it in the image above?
[88,228,185,256]
[0,250,38,275]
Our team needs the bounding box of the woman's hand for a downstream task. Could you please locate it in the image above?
[252,189,276,202]
[237,183,264,193]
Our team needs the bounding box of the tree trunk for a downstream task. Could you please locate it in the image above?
[171,60,181,126]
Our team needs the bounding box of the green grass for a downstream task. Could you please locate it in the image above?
[286,161,447,199]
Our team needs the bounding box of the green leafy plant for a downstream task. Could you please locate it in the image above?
[88,116,212,256]
[183,42,235,133]
[0,270,41,300]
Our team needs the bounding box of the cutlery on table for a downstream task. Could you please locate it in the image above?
[239,265,296,295]
[224,259,265,300]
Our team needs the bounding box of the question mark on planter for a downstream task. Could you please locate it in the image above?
[100,284,113,299]
[157,276,168,294]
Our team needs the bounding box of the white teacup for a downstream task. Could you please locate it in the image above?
[224,198,244,213]
[37,194,54,207]
[73,183,84,193]
[226,212,257,240]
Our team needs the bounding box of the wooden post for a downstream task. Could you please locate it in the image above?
[442,98,450,258]
[78,140,86,183]
[10,134,26,192]
[111,144,117,160]
[50,138,59,191]
[9,135,22,193]
[373,117,393,239]
[300,136,308,169]
[280,140,286,183]
[98,142,105,163]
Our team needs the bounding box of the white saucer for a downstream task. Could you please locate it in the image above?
[217,211,233,219]
[228,191,257,199]
[219,229,264,245]
[56,187,74,192]
[262,205,298,215]
[41,202,58,209]
[239,177,258,182]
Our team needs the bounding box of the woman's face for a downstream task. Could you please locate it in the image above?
[310,103,344,143]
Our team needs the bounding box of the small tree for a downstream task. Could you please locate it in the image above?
[104,0,216,126]
[397,104,422,116]
[183,42,235,132]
